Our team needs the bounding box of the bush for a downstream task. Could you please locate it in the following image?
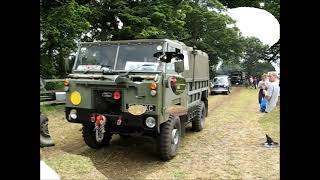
[45,81,64,90]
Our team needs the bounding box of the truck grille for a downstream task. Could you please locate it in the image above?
[214,85,224,88]
[93,90,122,115]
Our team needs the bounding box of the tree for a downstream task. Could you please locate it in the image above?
[217,61,243,75]
[40,0,258,79]
[218,0,261,8]
[262,0,280,62]
[183,1,245,78]
[40,0,91,78]
[241,37,271,77]
[217,0,280,63]
[78,0,246,78]
[264,0,280,22]
[81,0,189,41]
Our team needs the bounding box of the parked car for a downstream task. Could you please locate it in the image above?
[210,75,231,95]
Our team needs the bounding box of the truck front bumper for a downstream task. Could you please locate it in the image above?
[65,107,158,135]
[211,87,228,93]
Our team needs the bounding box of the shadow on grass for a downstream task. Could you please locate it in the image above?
[58,124,200,179]
[60,133,163,179]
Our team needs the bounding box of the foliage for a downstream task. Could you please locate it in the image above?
[263,0,280,62]
[217,62,243,75]
[40,0,279,78]
[218,0,261,8]
[264,0,280,22]
[241,37,274,77]
[218,0,280,63]
[40,0,91,78]
[44,81,65,91]
[183,1,245,77]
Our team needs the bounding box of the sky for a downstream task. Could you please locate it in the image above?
[227,7,280,47]
[225,7,280,73]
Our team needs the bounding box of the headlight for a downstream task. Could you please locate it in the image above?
[150,90,157,96]
[69,109,77,119]
[145,117,156,128]
[70,91,81,105]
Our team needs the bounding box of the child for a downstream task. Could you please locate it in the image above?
[260,97,267,112]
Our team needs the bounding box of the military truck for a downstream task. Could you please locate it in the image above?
[64,39,209,160]
[230,71,246,85]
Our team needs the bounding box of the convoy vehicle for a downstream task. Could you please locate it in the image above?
[64,39,209,160]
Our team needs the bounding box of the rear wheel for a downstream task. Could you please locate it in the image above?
[82,123,112,149]
[158,116,181,161]
[192,101,206,131]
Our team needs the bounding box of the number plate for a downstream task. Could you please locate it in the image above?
[126,104,156,112]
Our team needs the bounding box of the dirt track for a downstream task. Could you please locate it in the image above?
[42,87,279,179]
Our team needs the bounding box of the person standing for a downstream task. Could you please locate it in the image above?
[249,76,253,88]
[257,74,269,104]
[263,72,280,113]
[253,77,258,89]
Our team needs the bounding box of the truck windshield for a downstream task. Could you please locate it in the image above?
[74,43,162,72]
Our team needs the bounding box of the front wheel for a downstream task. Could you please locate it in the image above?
[158,116,181,161]
[40,113,54,147]
[82,123,112,149]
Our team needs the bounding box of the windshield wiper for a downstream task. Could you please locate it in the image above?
[115,64,154,84]
[120,64,154,77]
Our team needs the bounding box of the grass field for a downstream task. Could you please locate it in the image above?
[258,105,280,142]
[41,87,280,179]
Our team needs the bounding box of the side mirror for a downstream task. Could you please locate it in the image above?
[175,53,184,60]
[65,55,76,73]
[153,52,163,58]
[174,61,184,73]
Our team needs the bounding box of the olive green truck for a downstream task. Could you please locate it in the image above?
[64,39,209,160]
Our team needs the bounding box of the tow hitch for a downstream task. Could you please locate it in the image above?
[91,114,107,142]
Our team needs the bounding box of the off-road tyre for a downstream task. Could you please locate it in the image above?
[192,101,206,131]
[40,113,54,147]
[159,116,181,161]
[82,123,112,149]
